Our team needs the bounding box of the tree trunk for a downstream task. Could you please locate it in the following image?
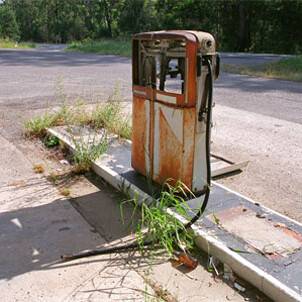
[104,0,112,38]
[237,0,250,52]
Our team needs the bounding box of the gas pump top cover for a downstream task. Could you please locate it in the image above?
[133,30,216,53]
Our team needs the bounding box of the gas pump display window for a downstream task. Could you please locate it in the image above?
[133,39,186,95]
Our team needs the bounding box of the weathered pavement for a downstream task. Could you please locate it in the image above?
[0,48,301,225]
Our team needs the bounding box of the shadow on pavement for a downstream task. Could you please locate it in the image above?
[217,72,302,95]
[0,49,131,67]
[0,182,141,282]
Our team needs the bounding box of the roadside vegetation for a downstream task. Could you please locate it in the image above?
[0,39,36,49]
[222,56,302,82]
[26,78,131,173]
[25,76,198,259]
[25,82,131,140]
[66,38,131,57]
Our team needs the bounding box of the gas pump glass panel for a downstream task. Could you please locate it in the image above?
[133,39,186,95]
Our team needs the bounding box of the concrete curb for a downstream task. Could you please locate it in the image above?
[49,127,302,302]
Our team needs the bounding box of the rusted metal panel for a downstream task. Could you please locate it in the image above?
[132,85,152,100]
[132,31,199,107]
[132,31,197,45]
[152,104,195,189]
[182,108,195,189]
[185,38,198,107]
[155,106,183,186]
[131,97,150,176]
[154,90,185,106]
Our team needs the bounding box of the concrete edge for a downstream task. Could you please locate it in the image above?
[48,127,302,302]
[48,128,77,153]
[193,225,302,302]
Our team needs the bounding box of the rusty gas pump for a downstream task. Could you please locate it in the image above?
[61,31,220,261]
[131,31,219,194]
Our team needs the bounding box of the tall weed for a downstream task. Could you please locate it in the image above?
[25,79,132,140]
[120,180,197,256]
[70,127,108,173]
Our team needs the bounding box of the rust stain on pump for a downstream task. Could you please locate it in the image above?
[131,97,148,175]
[156,107,182,186]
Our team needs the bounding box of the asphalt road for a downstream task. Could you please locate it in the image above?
[0,48,301,124]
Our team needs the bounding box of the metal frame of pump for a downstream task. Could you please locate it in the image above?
[61,32,218,261]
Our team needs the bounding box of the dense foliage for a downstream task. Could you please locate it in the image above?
[0,0,302,54]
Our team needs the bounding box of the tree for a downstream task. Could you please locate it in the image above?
[0,0,301,53]
[0,5,19,40]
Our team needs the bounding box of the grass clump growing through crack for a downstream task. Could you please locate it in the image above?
[70,128,109,173]
[33,164,45,174]
[25,78,131,174]
[44,134,59,147]
[90,85,132,139]
[25,110,56,137]
[60,188,71,196]
[25,78,131,173]
[120,180,197,256]
[48,171,61,185]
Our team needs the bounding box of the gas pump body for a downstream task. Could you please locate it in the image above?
[131,30,219,193]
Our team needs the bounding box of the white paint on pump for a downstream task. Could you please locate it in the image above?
[153,102,161,177]
[156,93,177,104]
[161,106,183,143]
[192,66,209,191]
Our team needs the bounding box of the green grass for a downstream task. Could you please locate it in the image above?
[65,38,131,57]
[120,180,198,256]
[26,81,132,140]
[71,129,109,173]
[221,55,302,82]
[0,39,37,49]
